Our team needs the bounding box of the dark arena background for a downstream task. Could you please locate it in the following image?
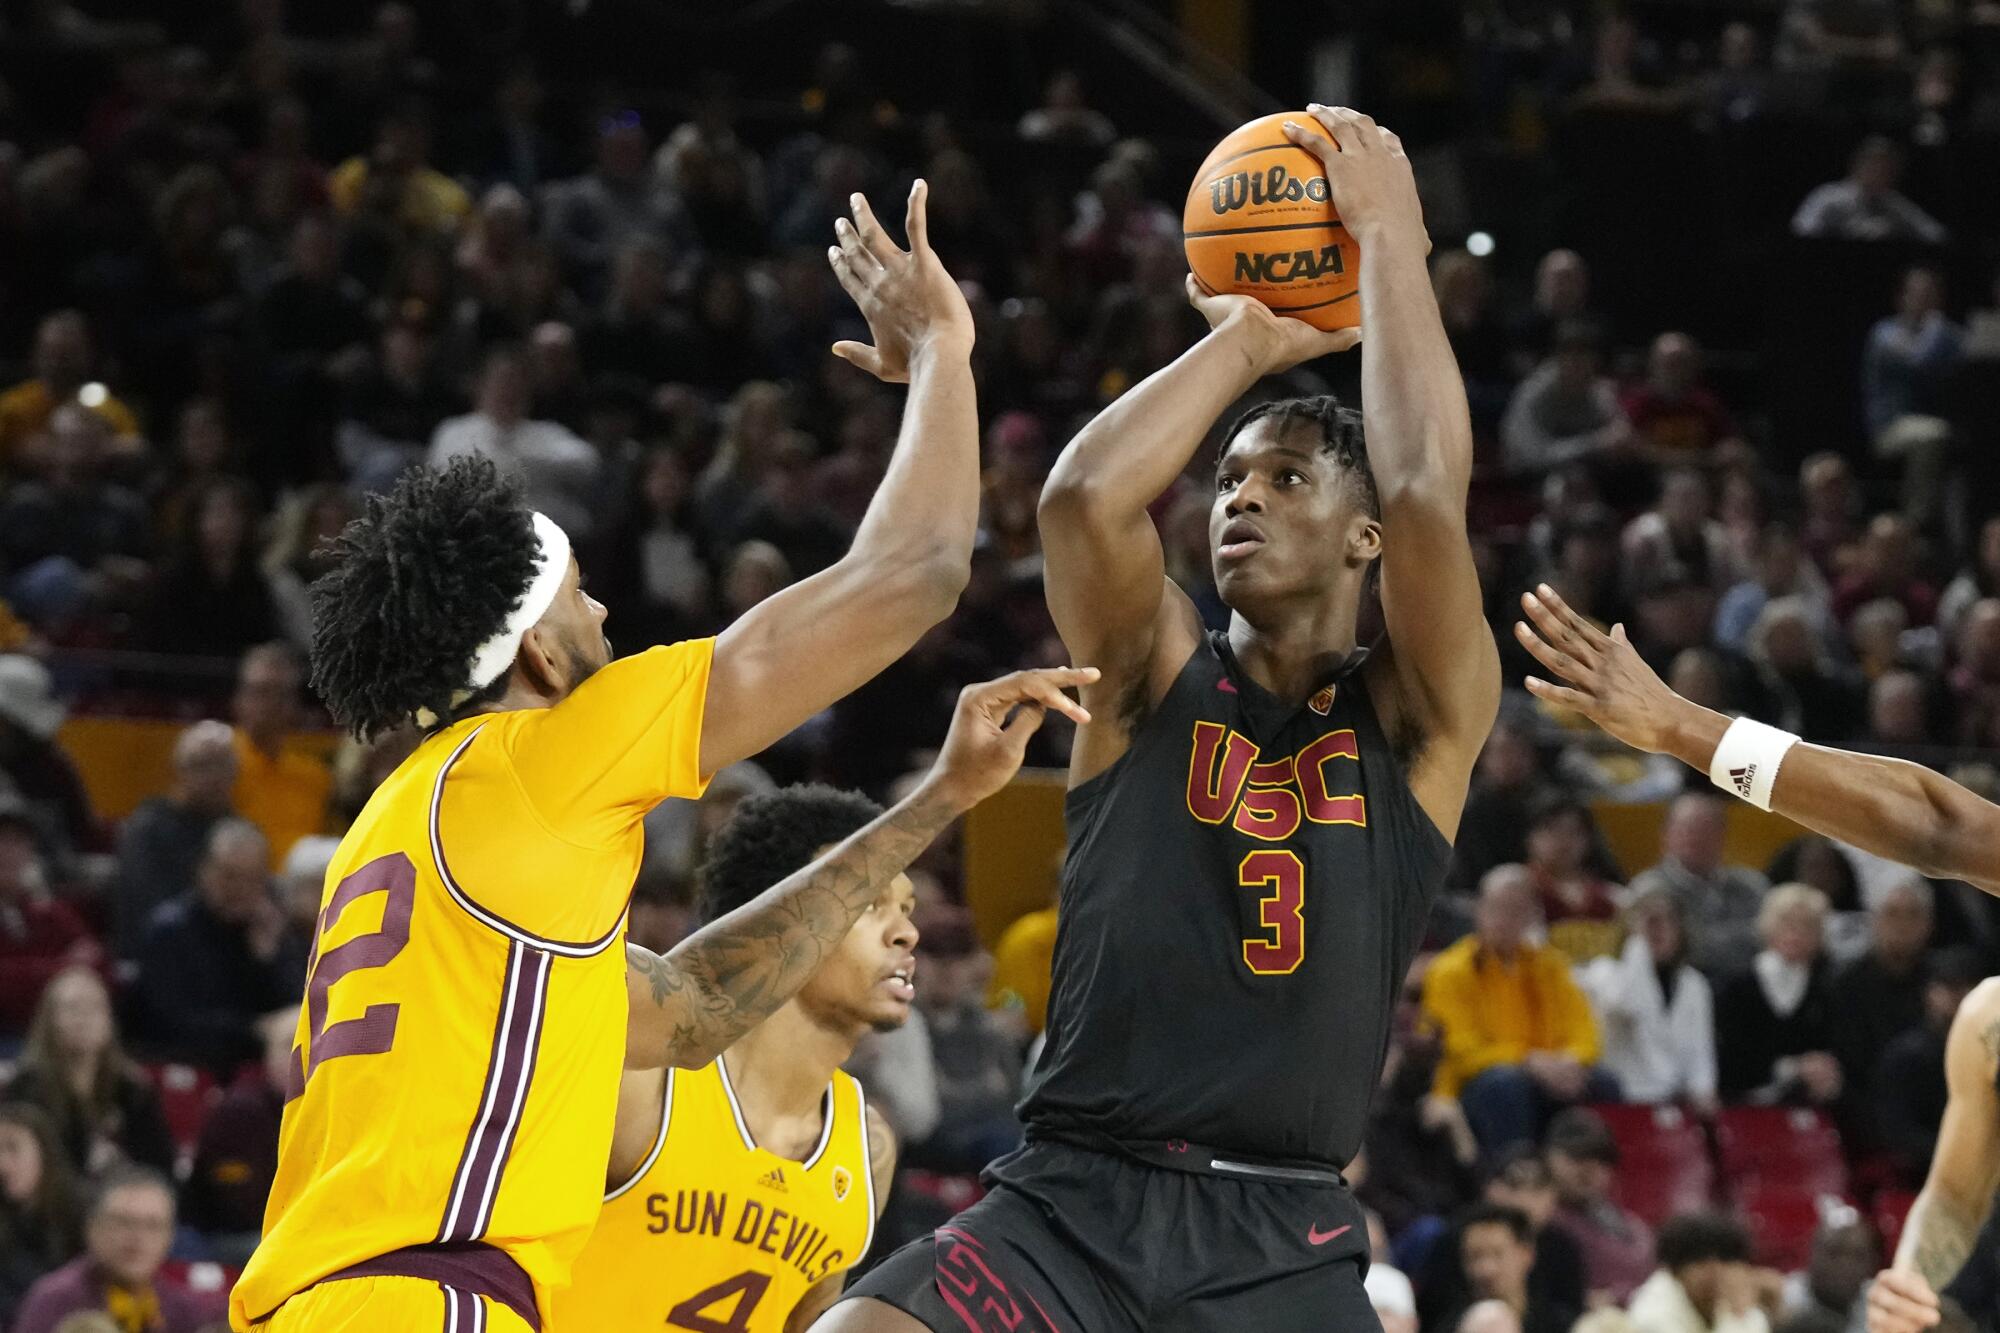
[0,0,1997,1328]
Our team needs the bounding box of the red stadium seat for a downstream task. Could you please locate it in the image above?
[1589,1103,1716,1227]
[1736,1184,1835,1271]
[1714,1106,1849,1199]
[143,1061,220,1154]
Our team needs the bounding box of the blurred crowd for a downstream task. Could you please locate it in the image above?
[0,0,1996,1329]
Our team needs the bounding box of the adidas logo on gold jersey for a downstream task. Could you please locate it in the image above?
[756,1166,788,1192]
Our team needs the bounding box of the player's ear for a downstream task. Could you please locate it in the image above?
[515,624,566,699]
[1350,516,1383,564]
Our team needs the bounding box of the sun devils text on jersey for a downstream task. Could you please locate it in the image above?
[230,640,713,1331]
[553,1060,877,1332]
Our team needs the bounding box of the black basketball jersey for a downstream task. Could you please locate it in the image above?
[1014,630,1449,1171]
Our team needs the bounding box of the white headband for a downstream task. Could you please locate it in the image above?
[415,512,572,728]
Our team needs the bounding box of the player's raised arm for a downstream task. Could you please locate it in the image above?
[1039,278,1358,783]
[695,180,981,777]
[1866,980,2000,1333]
[625,668,1095,1070]
[1515,582,2000,892]
[1282,106,1500,836]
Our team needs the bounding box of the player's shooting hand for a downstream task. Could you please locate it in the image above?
[1185,276,1361,375]
[827,178,974,383]
[925,667,1099,812]
[1281,106,1429,249]
[1514,583,1690,755]
[1867,1270,1943,1333]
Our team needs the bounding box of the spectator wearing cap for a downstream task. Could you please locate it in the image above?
[1546,1108,1657,1305]
[10,1165,217,1333]
[1579,889,1718,1112]
[1791,137,1946,245]
[229,642,331,870]
[907,905,1021,1174]
[131,818,306,1074]
[1715,884,1843,1107]
[1521,795,1623,965]
[0,801,100,1035]
[0,655,96,853]
[1874,947,1984,1186]
[1418,1149,1588,1332]
[1441,1202,1580,1333]
[0,311,143,473]
[1627,1213,1776,1333]
[112,720,238,958]
[1501,320,1637,478]
[1628,794,1770,978]
[1422,865,1615,1155]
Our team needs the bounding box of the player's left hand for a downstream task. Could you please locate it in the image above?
[1867,1270,1942,1333]
[1514,583,1692,755]
[925,666,1099,812]
[1185,276,1361,375]
[1282,106,1428,248]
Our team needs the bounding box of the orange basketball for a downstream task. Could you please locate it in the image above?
[1183,111,1359,331]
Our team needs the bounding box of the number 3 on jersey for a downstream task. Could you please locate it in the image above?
[1239,849,1305,975]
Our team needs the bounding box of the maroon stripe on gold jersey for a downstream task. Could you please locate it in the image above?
[437,940,552,1243]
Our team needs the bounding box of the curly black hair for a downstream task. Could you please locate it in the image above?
[1220,394,1378,519]
[699,785,884,923]
[308,457,539,741]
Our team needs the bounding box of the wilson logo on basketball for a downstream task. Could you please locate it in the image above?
[1207,164,1330,215]
[1233,245,1346,286]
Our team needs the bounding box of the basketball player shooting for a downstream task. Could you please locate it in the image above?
[228,182,1084,1333]
[831,106,1500,1332]
[1511,582,2000,1333]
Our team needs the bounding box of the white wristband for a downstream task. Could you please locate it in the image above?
[1707,716,1801,812]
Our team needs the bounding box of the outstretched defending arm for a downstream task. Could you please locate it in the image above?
[626,668,1095,1071]
[696,180,982,778]
[1515,583,2000,892]
[1282,106,1499,837]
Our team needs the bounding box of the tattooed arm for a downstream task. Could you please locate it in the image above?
[1868,980,2000,1333]
[624,667,1095,1071]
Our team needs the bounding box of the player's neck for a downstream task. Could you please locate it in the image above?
[723,1005,853,1127]
[1225,600,1360,702]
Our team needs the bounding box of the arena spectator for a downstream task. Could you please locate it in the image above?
[1441,1202,1580,1333]
[732,431,849,578]
[1866,669,1935,747]
[1948,599,2000,745]
[1580,889,1718,1111]
[1623,470,1743,598]
[1508,250,1598,375]
[1862,268,1963,530]
[335,317,456,492]
[1545,1108,1656,1305]
[1848,599,1915,684]
[1521,794,1622,964]
[987,890,1058,1038]
[1432,249,1512,434]
[1422,865,1614,1155]
[10,1166,216,1333]
[0,656,95,854]
[1791,137,1947,244]
[906,906,1017,1173]
[0,312,144,473]
[260,484,354,652]
[579,237,687,385]
[1797,454,1861,577]
[0,406,151,632]
[1417,1149,1587,1332]
[0,1102,82,1328]
[140,477,282,659]
[1449,718,1554,895]
[1628,1213,1775,1333]
[1938,517,2000,646]
[228,643,330,869]
[130,818,305,1073]
[328,103,469,237]
[1826,876,1933,1111]
[5,967,174,1177]
[1358,974,1481,1257]
[1715,884,1842,1106]
[1744,595,1866,742]
[1366,1261,1418,1333]
[1017,70,1116,149]
[1714,524,1833,657]
[182,1005,295,1261]
[1620,334,1740,464]
[1501,321,1635,478]
[1459,1299,1525,1333]
[426,345,601,540]
[1777,1212,1877,1332]
[1628,794,1772,978]
[1876,947,1985,1189]
[0,802,99,1036]
[112,720,237,957]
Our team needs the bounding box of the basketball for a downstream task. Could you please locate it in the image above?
[1183,111,1360,331]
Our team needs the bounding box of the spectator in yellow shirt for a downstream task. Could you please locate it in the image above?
[988,900,1058,1036]
[328,105,470,237]
[1423,864,1617,1156]
[229,642,331,870]
[0,311,144,472]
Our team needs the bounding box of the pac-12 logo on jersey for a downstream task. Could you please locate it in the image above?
[831,1166,852,1202]
[1185,721,1367,841]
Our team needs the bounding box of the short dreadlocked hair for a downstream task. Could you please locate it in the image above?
[308,457,540,741]
[1220,394,1378,519]
[699,785,884,923]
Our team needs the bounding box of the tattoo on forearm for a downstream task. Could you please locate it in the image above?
[1911,1192,1983,1291]
[630,789,953,1068]
[1981,1020,2000,1066]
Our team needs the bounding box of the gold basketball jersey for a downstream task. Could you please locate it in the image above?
[231,641,714,1331]
[552,1061,878,1333]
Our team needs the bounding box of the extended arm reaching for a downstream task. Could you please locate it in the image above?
[696,180,981,777]
[626,667,1095,1070]
[1515,583,2000,893]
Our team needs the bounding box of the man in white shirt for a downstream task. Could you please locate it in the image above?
[428,347,602,539]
